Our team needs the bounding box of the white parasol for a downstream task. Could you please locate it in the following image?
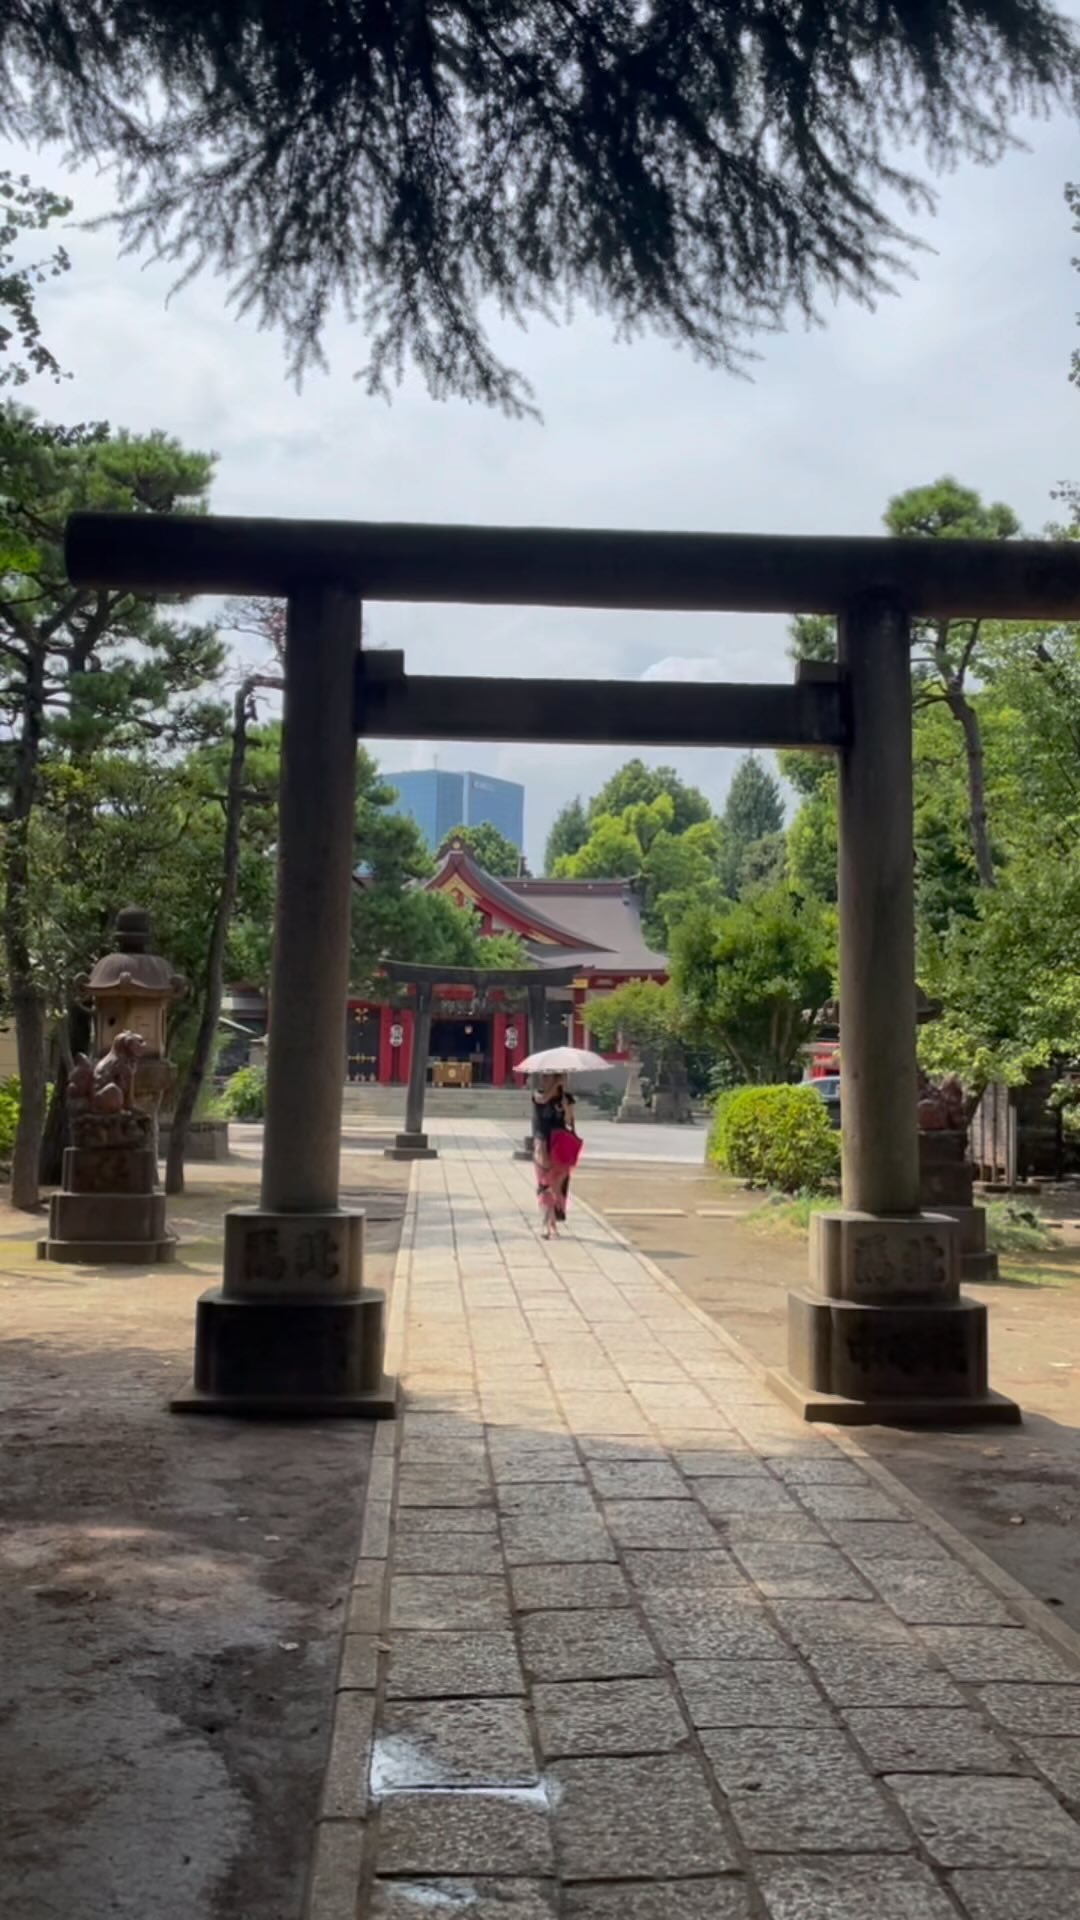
[514,1046,613,1076]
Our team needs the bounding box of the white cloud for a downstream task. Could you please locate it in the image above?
[4,90,1077,866]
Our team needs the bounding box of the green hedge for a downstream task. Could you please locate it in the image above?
[709,1083,839,1194]
[222,1065,267,1120]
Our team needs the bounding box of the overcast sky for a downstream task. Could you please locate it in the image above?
[5,83,1079,867]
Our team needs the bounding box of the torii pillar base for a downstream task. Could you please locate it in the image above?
[770,1210,1020,1427]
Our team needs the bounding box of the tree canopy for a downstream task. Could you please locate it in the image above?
[3,3,1075,409]
[439,821,521,878]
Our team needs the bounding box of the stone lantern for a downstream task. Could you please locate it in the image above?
[82,907,187,1146]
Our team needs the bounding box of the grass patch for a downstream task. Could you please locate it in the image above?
[984,1200,1054,1255]
[747,1191,833,1236]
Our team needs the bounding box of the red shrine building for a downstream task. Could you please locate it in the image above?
[348,842,667,1086]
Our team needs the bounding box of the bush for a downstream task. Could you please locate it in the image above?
[222,1065,267,1120]
[710,1083,839,1194]
[0,1076,19,1160]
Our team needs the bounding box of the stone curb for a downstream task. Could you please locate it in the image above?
[303,1163,417,1919]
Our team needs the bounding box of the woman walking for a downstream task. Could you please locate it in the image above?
[532,1072,577,1238]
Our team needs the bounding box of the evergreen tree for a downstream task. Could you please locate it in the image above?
[3,3,1074,408]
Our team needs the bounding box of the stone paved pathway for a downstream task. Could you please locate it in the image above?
[308,1126,1080,1919]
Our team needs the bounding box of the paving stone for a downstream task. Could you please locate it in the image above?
[863,1560,1014,1626]
[377,1794,555,1876]
[397,1505,499,1536]
[624,1548,751,1594]
[489,1454,586,1484]
[589,1460,689,1500]
[643,1595,793,1661]
[371,1883,559,1920]
[501,1512,615,1565]
[980,1684,1080,1737]
[756,1854,958,1919]
[695,1477,802,1517]
[1021,1737,1080,1801]
[886,1775,1080,1867]
[916,1627,1080,1683]
[575,1434,666,1461]
[398,1469,493,1510]
[807,1646,964,1708]
[390,1575,513,1630]
[520,1608,659,1681]
[375,1698,537,1788]
[387,1630,525,1699]
[676,1659,831,1728]
[793,1483,905,1522]
[825,1521,950,1561]
[534,1677,688,1757]
[497,1483,601,1518]
[771,1600,912,1652]
[394,1532,506,1576]
[721,1515,830,1545]
[563,1883,751,1919]
[673,1451,770,1478]
[401,1438,490,1467]
[602,1500,718,1550]
[949,1867,1080,1919]
[766,1456,874,1486]
[510,1562,631,1612]
[845,1706,1018,1774]
[735,1544,872,1600]
[320,1691,375,1818]
[702,1727,907,1852]
[550,1753,736,1879]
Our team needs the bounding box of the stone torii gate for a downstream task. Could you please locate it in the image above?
[378,958,579,1161]
[65,512,1080,1422]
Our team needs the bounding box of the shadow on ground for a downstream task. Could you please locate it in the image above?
[0,1177,406,1920]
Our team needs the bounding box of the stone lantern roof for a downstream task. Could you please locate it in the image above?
[84,907,187,1001]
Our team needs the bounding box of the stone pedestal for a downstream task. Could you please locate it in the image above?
[919,1130,999,1284]
[513,1131,535,1163]
[385,1130,438,1162]
[769,1209,1019,1425]
[39,1116,176,1265]
[173,1206,395,1416]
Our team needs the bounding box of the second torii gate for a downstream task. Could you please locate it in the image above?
[65,511,1080,1423]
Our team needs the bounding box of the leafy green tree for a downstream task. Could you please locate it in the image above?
[554,788,726,947]
[8,5,1072,409]
[438,820,521,877]
[585,980,694,1122]
[588,762,711,837]
[672,888,835,1084]
[544,797,588,874]
[0,171,70,388]
[0,405,221,1207]
[554,814,644,883]
[886,476,1020,886]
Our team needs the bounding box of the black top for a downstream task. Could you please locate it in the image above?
[532,1089,576,1142]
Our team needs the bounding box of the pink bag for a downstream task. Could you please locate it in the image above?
[549,1128,583,1169]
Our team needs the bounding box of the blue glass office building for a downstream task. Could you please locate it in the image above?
[384,768,525,855]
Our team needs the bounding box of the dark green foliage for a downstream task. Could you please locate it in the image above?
[544,797,589,874]
[222,1065,266,1120]
[589,762,711,837]
[710,1083,839,1193]
[4,3,1074,408]
[438,821,521,877]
